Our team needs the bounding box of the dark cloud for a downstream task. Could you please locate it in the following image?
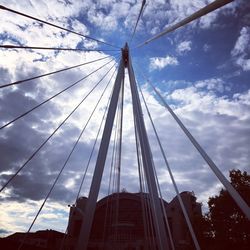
[0,229,11,235]
[0,68,12,84]
[0,104,100,204]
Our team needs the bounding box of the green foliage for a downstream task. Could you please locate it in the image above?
[200,169,250,250]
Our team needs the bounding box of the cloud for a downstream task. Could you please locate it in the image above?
[139,84,250,202]
[87,9,118,31]
[199,10,218,29]
[231,26,250,71]
[176,40,192,54]
[0,1,118,234]
[195,77,231,93]
[159,0,237,31]
[149,55,179,70]
[0,229,11,235]
[0,200,68,234]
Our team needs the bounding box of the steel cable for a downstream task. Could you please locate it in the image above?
[138,82,200,250]
[0,57,116,130]
[0,61,116,193]
[0,54,119,89]
[136,0,234,48]
[0,44,119,52]
[60,68,117,250]
[129,0,146,44]
[0,5,120,49]
[18,62,117,250]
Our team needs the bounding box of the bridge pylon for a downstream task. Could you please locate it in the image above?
[76,44,170,250]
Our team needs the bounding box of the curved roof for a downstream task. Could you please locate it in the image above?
[96,192,168,209]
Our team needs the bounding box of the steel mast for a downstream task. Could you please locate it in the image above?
[76,44,170,250]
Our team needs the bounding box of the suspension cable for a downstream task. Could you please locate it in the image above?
[110,107,121,245]
[151,158,175,250]
[0,62,116,193]
[115,76,124,194]
[136,0,234,48]
[111,113,120,196]
[147,80,250,220]
[131,77,157,249]
[18,63,117,250]
[102,108,120,247]
[138,83,200,250]
[140,148,157,249]
[129,0,146,44]
[129,61,165,249]
[75,67,118,200]
[153,162,175,250]
[134,121,152,249]
[60,71,117,250]
[0,5,120,49]
[0,54,118,89]
[133,101,156,249]
[0,57,116,130]
[113,75,124,245]
[133,95,152,247]
[138,85,176,250]
[0,44,119,52]
[59,226,68,250]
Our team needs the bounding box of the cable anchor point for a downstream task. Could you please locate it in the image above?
[122,42,129,67]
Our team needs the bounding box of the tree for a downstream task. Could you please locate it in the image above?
[203,169,250,250]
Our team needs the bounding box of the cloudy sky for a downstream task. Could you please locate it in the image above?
[0,0,249,237]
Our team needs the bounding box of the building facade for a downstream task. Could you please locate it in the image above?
[66,191,202,250]
[1,229,65,250]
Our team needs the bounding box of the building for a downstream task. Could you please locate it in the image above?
[66,191,202,250]
[0,229,65,250]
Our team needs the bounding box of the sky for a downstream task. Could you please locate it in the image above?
[0,0,249,237]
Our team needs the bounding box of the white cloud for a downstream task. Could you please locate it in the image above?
[167,86,250,121]
[137,83,250,210]
[231,27,250,71]
[148,85,250,168]
[195,77,231,93]
[70,19,89,35]
[163,0,230,30]
[199,11,218,29]
[87,9,118,31]
[168,0,206,22]
[0,0,88,26]
[176,40,192,54]
[125,0,217,36]
[149,55,179,70]
[0,4,90,52]
[235,58,250,71]
[231,27,250,56]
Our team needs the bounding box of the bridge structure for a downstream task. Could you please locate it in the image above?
[0,1,249,250]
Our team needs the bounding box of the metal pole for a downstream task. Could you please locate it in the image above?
[127,46,170,249]
[75,57,125,250]
[138,84,200,250]
[149,82,250,220]
[137,0,234,48]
